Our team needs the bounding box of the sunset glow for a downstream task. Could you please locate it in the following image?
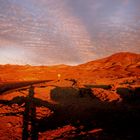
[0,0,140,65]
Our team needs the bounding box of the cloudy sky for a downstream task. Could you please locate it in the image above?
[0,0,140,65]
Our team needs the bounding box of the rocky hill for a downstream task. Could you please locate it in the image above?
[0,52,140,84]
[0,52,140,140]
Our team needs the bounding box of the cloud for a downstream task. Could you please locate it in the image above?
[0,0,140,65]
[0,0,96,65]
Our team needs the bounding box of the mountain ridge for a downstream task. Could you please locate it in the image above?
[78,52,140,67]
[0,52,140,83]
[0,52,139,67]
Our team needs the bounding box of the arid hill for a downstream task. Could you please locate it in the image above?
[75,52,140,84]
[0,52,139,85]
[0,52,140,140]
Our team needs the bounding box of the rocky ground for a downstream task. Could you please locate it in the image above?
[0,52,140,139]
[0,79,140,140]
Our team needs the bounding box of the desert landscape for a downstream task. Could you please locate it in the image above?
[0,52,140,140]
[1,0,140,139]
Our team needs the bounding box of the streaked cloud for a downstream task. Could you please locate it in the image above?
[0,0,140,65]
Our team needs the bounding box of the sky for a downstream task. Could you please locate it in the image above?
[0,0,140,65]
